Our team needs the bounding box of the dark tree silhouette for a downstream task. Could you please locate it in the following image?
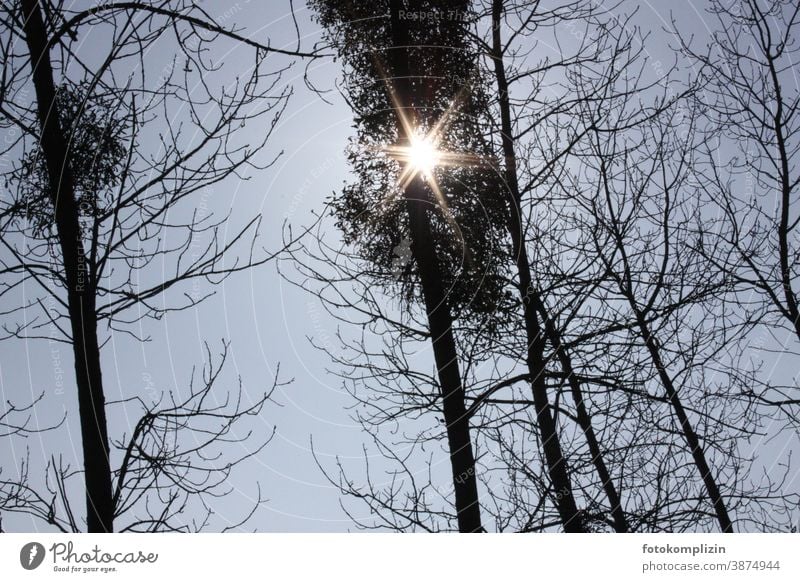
[680,1,800,428]
[0,0,317,532]
[311,0,514,532]
[584,109,735,532]
[685,0,800,342]
[481,0,612,532]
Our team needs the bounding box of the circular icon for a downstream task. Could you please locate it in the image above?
[20,542,46,570]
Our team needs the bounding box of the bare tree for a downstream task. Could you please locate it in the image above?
[685,0,800,343]
[475,0,644,532]
[675,0,800,432]
[0,0,317,532]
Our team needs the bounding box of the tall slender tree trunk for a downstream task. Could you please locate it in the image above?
[21,0,114,533]
[631,308,733,532]
[387,0,483,533]
[406,179,484,533]
[534,299,628,532]
[490,0,584,532]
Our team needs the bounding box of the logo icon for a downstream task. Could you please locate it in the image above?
[20,542,46,570]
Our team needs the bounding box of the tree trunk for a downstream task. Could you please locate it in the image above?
[534,299,628,532]
[387,0,483,533]
[632,309,733,532]
[406,179,484,533]
[490,0,584,532]
[21,0,114,533]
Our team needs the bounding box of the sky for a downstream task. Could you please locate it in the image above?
[1,0,796,533]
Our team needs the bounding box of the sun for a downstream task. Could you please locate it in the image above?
[407,134,440,177]
[381,129,445,183]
